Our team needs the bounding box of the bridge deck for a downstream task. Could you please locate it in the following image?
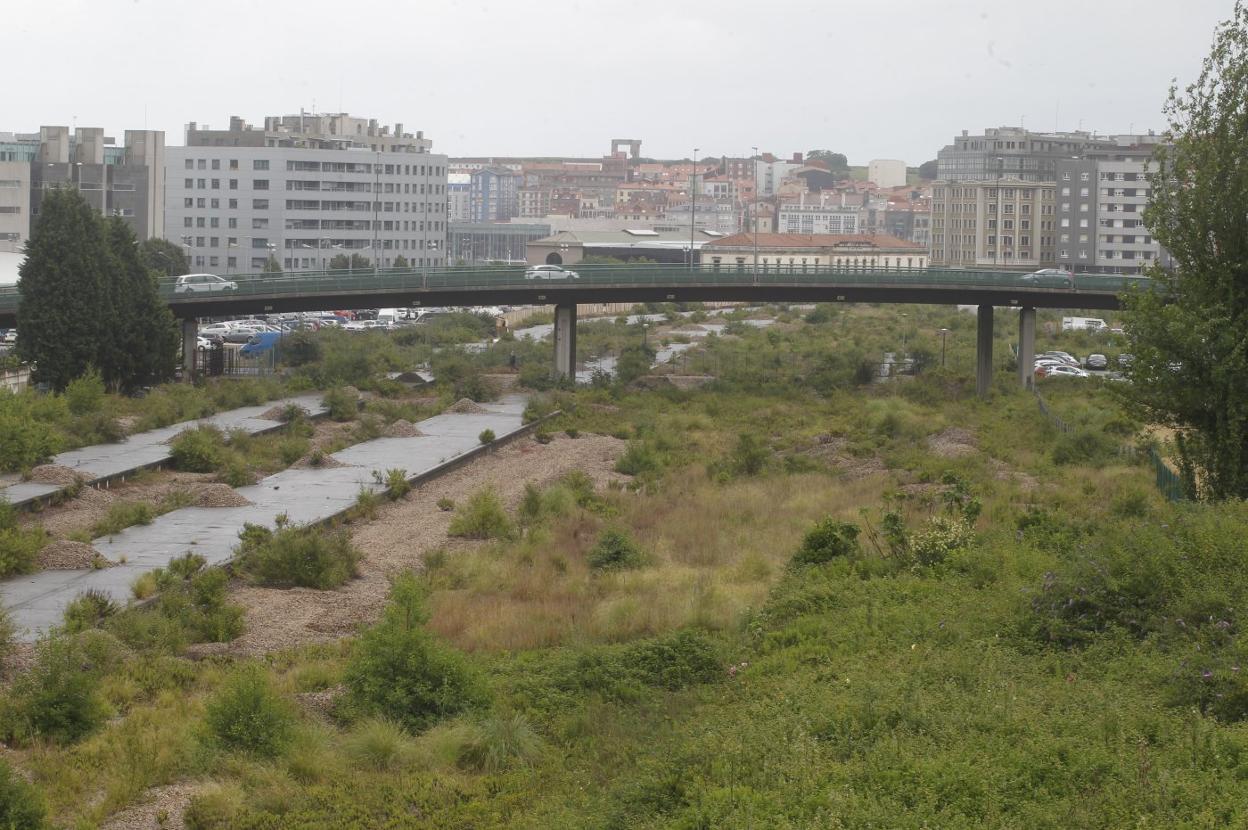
[0,264,1150,324]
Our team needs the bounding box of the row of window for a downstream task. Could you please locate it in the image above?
[191,255,445,270]
[178,195,445,214]
[182,236,446,251]
[183,158,447,177]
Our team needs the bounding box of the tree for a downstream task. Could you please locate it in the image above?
[328,253,371,271]
[16,188,113,390]
[105,217,178,391]
[137,238,189,277]
[805,150,849,173]
[262,254,282,273]
[1121,1,1248,500]
[918,159,939,180]
[393,254,410,268]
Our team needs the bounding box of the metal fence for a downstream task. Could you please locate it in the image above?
[201,346,278,378]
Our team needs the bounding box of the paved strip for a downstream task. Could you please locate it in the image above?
[0,395,528,640]
[0,393,328,508]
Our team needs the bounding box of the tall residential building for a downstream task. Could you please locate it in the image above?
[447,173,471,223]
[469,167,521,223]
[1054,144,1166,275]
[0,126,164,252]
[929,180,1057,268]
[166,113,448,272]
[936,127,1141,182]
[868,159,906,189]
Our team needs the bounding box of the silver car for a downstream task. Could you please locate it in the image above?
[1020,268,1074,289]
[524,265,580,281]
[175,273,239,293]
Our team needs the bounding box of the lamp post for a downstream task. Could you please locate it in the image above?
[751,146,759,284]
[373,150,381,275]
[939,328,949,368]
[689,148,699,270]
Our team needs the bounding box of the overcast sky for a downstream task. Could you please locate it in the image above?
[4,0,1232,164]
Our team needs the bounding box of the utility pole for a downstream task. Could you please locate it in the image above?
[373,150,381,275]
[690,148,699,270]
[752,146,759,283]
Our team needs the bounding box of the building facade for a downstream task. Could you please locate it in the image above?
[469,167,521,223]
[449,222,550,264]
[166,113,447,272]
[0,126,164,251]
[868,159,906,188]
[704,233,928,269]
[929,180,1056,268]
[1054,154,1164,275]
[447,173,471,223]
[777,203,860,235]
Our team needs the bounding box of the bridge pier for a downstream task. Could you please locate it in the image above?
[976,304,993,398]
[1018,307,1036,391]
[181,318,197,383]
[552,302,576,381]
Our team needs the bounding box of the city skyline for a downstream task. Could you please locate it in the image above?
[2,0,1230,164]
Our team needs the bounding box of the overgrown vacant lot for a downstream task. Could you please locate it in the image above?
[3,306,1245,828]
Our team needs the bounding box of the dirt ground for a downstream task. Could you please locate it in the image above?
[225,433,627,656]
[98,782,203,830]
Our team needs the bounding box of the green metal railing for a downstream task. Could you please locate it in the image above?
[1149,447,1187,502]
[0,263,1154,316]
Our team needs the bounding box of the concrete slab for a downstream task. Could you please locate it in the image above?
[0,394,529,640]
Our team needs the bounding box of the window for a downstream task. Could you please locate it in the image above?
[252,218,269,229]
[183,197,193,208]
[197,179,206,189]
[229,159,238,170]
[253,160,269,170]
[211,179,219,189]
[252,238,269,248]
[228,218,237,229]
[1060,218,1070,228]
[184,178,193,188]
[184,159,193,170]
[211,159,220,170]
[210,217,219,228]
[183,217,192,228]
[1080,172,1090,181]
[196,217,205,228]
[253,199,269,209]
[1059,249,1069,258]
[228,198,237,209]
[1079,187,1089,197]
[197,159,206,170]
[253,179,269,190]
[1061,187,1070,196]
[196,198,205,208]
[229,179,238,190]
[1062,172,1071,181]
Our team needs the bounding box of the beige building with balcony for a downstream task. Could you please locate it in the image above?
[703,233,928,269]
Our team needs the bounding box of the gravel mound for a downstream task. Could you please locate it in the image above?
[294,453,348,469]
[445,398,488,414]
[192,483,253,508]
[385,419,426,438]
[928,427,978,458]
[297,684,345,719]
[38,540,113,570]
[260,403,307,421]
[29,465,87,487]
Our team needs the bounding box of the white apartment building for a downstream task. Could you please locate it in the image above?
[868,159,906,189]
[754,159,803,197]
[447,173,471,224]
[777,203,860,235]
[165,114,448,273]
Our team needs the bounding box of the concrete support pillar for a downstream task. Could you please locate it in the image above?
[181,318,197,383]
[1018,306,1036,391]
[552,303,577,381]
[976,304,994,398]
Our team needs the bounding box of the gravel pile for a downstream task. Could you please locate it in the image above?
[294,453,348,469]
[384,419,426,438]
[29,465,87,486]
[100,782,202,830]
[260,403,307,421]
[445,398,489,414]
[38,540,113,570]
[193,483,253,508]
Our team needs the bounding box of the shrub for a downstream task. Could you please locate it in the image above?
[344,718,415,771]
[0,398,60,473]
[1051,429,1117,466]
[90,500,157,538]
[277,436,309,466]
[0,758,46,830]
[323,387,358,422]
[183,785,244,830]
[0,606,13,676]
[234,523,361,590]
[344,574,488,732]
[910,515,974,567]
[587,529,648,571]
[436,497,455,512]
[729,432,769,477]
[459,713,543,772]
[0,515,46,580]
[384,468,410,500]
[62,589,119,633]
[479,428,496,444]
[108,557,243,651]
[621,629,722,690]
[535,429,553,445]
[203,664,296,757]
[790,518,860,567]
[615,441,662,476]
[448,489,514,540]
[279,330,323,368]
[64,368,105,416]
[565,427,580,439]
[169,426,224,472]
[0,634,111,745]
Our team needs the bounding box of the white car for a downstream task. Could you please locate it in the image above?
[1045,364,1090,379]
[175,273,239,294]
[524,264,580,281]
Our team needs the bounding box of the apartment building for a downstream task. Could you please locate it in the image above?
[929,180,1056,268]
[166,113,447,272]
[777,203,860,235]
[447,173,471,223]
[469,167,521,223]
[703,233,928,269]
[1054,149,1165,275]
[936,127,1125,182]
[0,126,164,251]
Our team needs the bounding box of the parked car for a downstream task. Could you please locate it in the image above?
[1039,351,1080,366]
[1085,353,1109,370]
[1045,364,1090,379]
[240,331,283,356]
[524,264,580,280]
[175,273,238,293]
[1020,268,1074,289]
[1,329,16,344]
[224,326,265,344]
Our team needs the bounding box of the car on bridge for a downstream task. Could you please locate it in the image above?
[524,264,580,281]
[1019,268,1074,289]
[175,273,239,294]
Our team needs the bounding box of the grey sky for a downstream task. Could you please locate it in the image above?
[5,0,1232,164]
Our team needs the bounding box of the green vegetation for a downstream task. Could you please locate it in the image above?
[0,758,46,829]
[478,428,495,444]
[0,501,48,579]
[203,664,297,757]
[586,528,648,571]
[447,488,515,540]
[234,523,361,590]
[1122,3,1248,500]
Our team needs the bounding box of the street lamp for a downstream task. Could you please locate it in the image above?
[689,147,699,270]
[939,328,950,368]
[751,146,760,284]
